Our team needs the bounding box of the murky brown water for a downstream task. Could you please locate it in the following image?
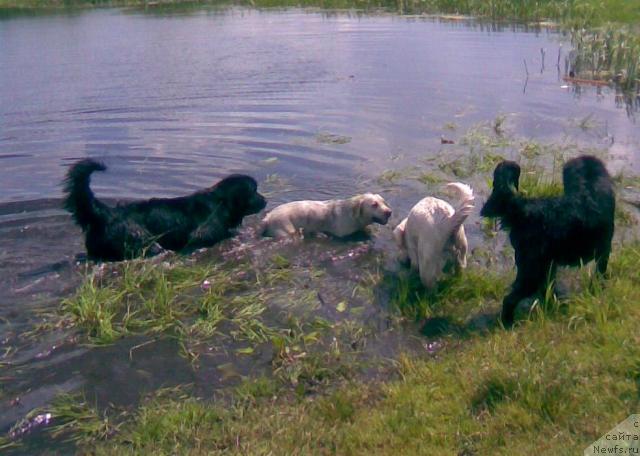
[1,6,639,452]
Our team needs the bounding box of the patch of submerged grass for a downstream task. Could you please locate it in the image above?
[85,243,640,455]
[261,173,294,198]
[570,25,640,91]
[270,316,359,395]
[376,166,450,188]
[436,120,512,179]
[376,168,408,186]
[4,394,119,450]
[59,258,294,347]
[375,125,618,198]
[47,394,119,444]
[415,170,445,185]
[315,131,351,145]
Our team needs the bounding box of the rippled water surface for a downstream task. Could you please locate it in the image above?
[1,6,639,450]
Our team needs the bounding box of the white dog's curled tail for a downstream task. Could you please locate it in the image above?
[445,182,475,231]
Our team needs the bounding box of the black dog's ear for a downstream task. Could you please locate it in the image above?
[493,161,521,191]
[481,161,521,218]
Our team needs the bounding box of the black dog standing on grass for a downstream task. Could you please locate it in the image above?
[64,159,267,261]
[480,155,615,327]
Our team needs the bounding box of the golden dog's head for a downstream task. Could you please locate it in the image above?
[354,193,392,225]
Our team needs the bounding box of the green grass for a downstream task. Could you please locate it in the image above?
[46,394,119,444]
[389,266,508,324]
[570,25,640,90]
[48,256,316,358]
[71,243,640,455]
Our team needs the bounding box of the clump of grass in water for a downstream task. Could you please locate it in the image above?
[4,393,120,450]
[436,120,510,178]
[47,394,119,444]
[59,258,289,347]
[569,25,640,92]
[415,170,445,185]
[261,173,293,198]
[376,168,408,185]
[271,316,359,395]
[376,166,448,187]
[315,131,351,145]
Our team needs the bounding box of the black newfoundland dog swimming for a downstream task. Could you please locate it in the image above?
[481,155,615,327]
[64,159,266,261]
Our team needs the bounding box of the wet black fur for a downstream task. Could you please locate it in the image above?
[63,159,266,261]
[480,155,615,326]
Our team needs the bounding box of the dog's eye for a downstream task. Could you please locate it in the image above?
[372,202,379,208]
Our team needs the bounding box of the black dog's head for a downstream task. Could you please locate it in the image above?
[480,160,521,218]
[213,174,267,224]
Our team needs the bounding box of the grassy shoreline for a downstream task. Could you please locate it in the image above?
[107,242,637,455]
[3,121,639,453]
[6,242,638,454]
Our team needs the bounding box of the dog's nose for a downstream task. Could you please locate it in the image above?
[384,209,392,218]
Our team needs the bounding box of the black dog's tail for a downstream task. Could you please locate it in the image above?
[63,159,108,229]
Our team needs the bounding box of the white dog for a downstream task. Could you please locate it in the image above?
[260,193,392,238]
[393,183,474,288]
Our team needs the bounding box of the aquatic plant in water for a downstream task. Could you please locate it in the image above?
[569,25,640,92]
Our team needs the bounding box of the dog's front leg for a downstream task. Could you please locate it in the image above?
[502,262,549,327]
[595,241,612,277]
[501,291,521,328]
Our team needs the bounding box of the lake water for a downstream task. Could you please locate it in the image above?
[1,6,639,450]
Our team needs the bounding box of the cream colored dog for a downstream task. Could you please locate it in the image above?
[393,183,474,288]
[260,194,392,238]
